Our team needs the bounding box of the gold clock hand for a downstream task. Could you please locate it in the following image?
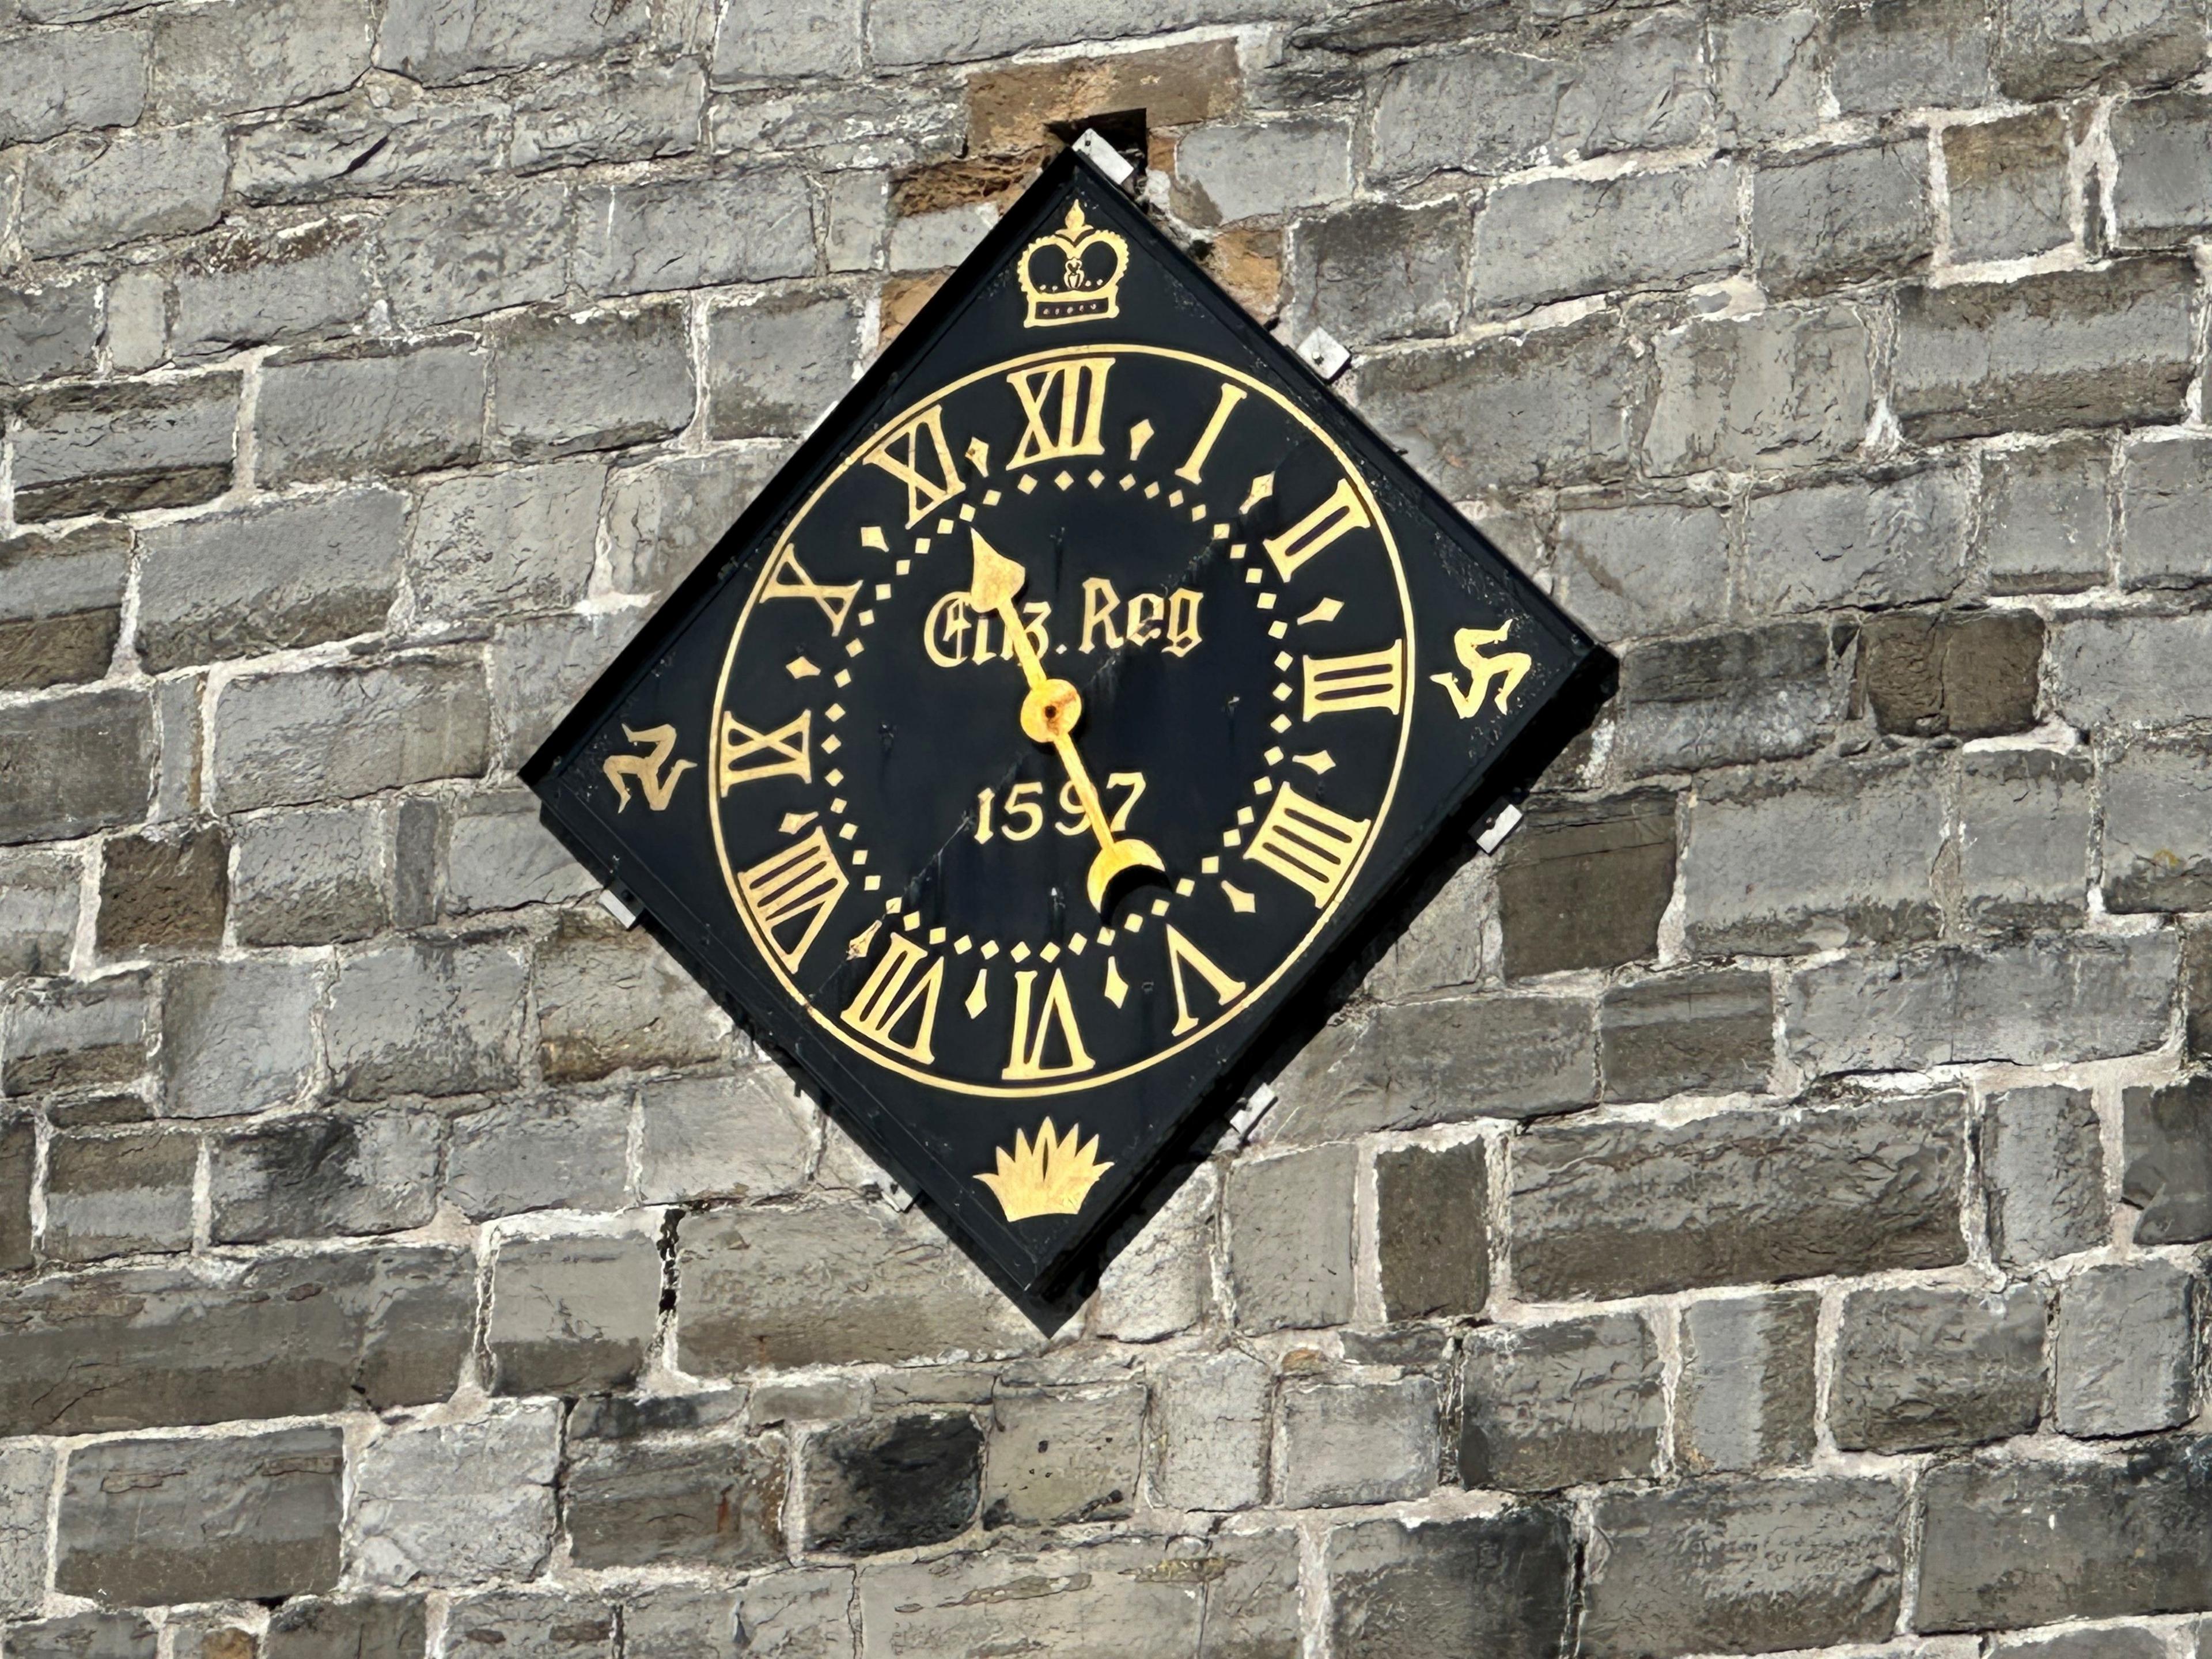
[968,530,1165,911]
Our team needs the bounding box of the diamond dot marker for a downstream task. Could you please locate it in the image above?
[1055,470,1075,490]
[929,926,947,945]
[981,941,1001,959]
[1222,881,1257,914]
[954,935,973,955]
[787,655,819,679]
[1128,419,1154,458]
[1010,941,1032,962]
[860,525,888,551]
[983,488,1002,505]
[1018,475,1038,494]
[1176,877,1195,896]
[1200,855,1220,874]
[1041,941,1061,961]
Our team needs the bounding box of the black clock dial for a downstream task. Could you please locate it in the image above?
[709,346,1412,1098]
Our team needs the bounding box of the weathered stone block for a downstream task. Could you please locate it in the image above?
[1176,119,1353,226]
[441,788,597,915]
[96,827,226,956]
[1090,1160,1216,1342]
[149,0,369,118]
[1858,609,2044,738]
[1225,1143,1355,1330]
[0,849,79,975]
[535,912,726,1081]
[1714,7,1824,143]
[1947,110,2073,262]
[0,278,101,382]
[1497,791,1674,977]
[13,377,236,521]
[490,308,691,459]
[1581,1476,1907,1657]
[162,956,319,1119]
[1600,969,1773,1102]
[441,1590,612,1659]
[231,804,389,946]
[446,1092,629,1220]
[2119,434,2212,590]
[716,0,861,76]
[232,82,506,204]
[1147,1347,1268,1511]
[136,487,406,672]
[615,1585,741,1659]
[351,1403,561,1588]
[1325,1507,1573,1659]
[966,40,1242,153]
[264,1598,427,1659]
[1752,139,1933,295]
[1828,0,1993,112]
[1787,934,2179,1075]
[167,219,374,359]
[0,1440,56,1616]
[209,657,488,813]
[256,339,485,484]
[1682,757,1944,956]
[1461,1313,1662,1491]
[1645,302,1873,478]
[0,685,154,846]
[2112,89,2212,247]
[1997,0,2207,98]
[374,0,647,81]
[1831,1284,2045,1453]
[2124,1075,2212,1244]
[487,1230,661,1396]
[1376,1138,1487,1321]
[1916,1438,2212,1631]
[2,970,150,1094]
[677,1202,1035,1370]
[17,126,228,258]
[3,1613,157,1659]
[1892,257,2198,441]
[1676,1290,1819,1473]
[57,1426,343,1605]
[887,200,997,272]
[1611,623,1839,777]
[1272,1374,1437,1508]
[1982,440,2112,594]
[705,291,862,439]
[377,181,567,327]
[2055,1259,2196,1437]
[603,446,787,596]
[1552,499,1728,641]
[571,173,814,296]
[209,1108,441,1244]
[1513,1093,1967,1300]
[637,1067,814,1203]
[514,59,703,173]
[983,1382,1144,1526]
[0,1117,35,1274]
[1473,163,1738,313]
[804,1412,980,1554]
[1740,467,1969,615]
[44,1128,196,1262]
[2052,611,2212,730]
[1983,1084,2108,1267]
[0,26,145,145]
[563,1423,785,1569]
[407,461,603,623]
[2102,736,2212,911]
[0,525,127,692]
[2191,919,2212,1063]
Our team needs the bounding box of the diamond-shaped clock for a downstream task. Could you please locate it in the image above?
[523,146,1615,1309]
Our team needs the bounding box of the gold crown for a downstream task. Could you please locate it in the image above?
[1017,202,1127,328]
[977,1117,1113,1221]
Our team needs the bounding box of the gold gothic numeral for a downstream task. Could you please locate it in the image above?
[738,828,849,971]
[1175,383,1247,484]
[843,933,946,1063]
[1244,781,1370,908]
[601,724,695,812]
[762,544,861,633]
[1164,925,1247,1036]
[1431,622,1533,718]
[865,404,965,527]
[1007,357,1114,469]
[716,709,811,793]
[1302,642,1406,719]
[1002,967,1095,1081]
[1263,478,1371,582]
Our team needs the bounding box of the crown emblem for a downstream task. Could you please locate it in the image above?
[977,1117,1114,1221]
[1018,202,1128,328]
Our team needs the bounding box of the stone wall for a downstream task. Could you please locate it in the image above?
[2,0,2210,1654]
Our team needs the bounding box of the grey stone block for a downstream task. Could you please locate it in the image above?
[1496,790,1674,976]
[1176,119,1353,225]
[886,202,996,272]
[1681,756,1946,956]
[440,1591,612,1659]
[563,1423,785,1569]
[44,1128,196,1262]
[2191,918,2212,1063]
[1828,0,1993,112]
[1286,197,1469,346]
[407,461,603,623]
[1325,1508,1573,1659]
[1225,1143,1355,1331]
[490,307,692,459]
[1676,1290,1819,1473]
[149,0,369,118]
[209,656,489,813]
[2125,1075,2212,1244]
[1090,1160,1217,1342]
[136,486,406,672]
[706,291,861,439]
[208,1108,441,1244]
[1612,623,1840,777]
[487,1230,662,1396]
[2,970,151,1094]
[715,0,863,76]
[1946,110,2073,262]
[1893,256,2198,442]
[4,1613,157,1659]
[2119,433,2212,590]
[0,1441,56,1616]
[1859,609,2044,740]
[1740,467,1969,615]
[1461,1313,1663,1491]
[1831,1284,2045,1453]
[0,25,146,144]
[708,78,960,170]
[603,447,787,596]
[95,825,227,956]
[637,1067,813,1203]
[17,126,227,258]
[615,1586,741,1659]
[0,1119,29,1266]
[2112,89,2212,247]
[446,1092,629,1219]
[1600,968,1774,1103]
[441,788,597,914]
[232,803,389,946]
[57,1426,343,1606]
[13,377,237,521]
[378,181,567,328]
[375,0,648,82]
[1997,0,2207,99]
[257,339,485,484]
[2052,611,2212,730]
[1376,1138,1487,1321]
[2103,736,2212,911]
[1916,1438,2212,1631]
[512,58,704,172]
[1581,1476,1907,1657]
[1982,440,2112,594]
[352,1403,562,1588]
[676,1202,1035,1371]
[571,173,814,296]
[1752,139,1933,296]
[169,218,374,359]
[983,1381,1145,1525]
[1644,302,1874,477]
[1472,163,1739,313]
[1147,1347,1268,1511]
[1355,316,1646,494]
[1275,1374,1437,1508]
[1788,934,2178,1075]
[2054,1259,2196,1437]
[231,82,506,204]
[0,524,127,692]
[1513,1093,1968,1300]
[0,278,101,381]
[1360,854,1488,1001]
[264,1599,427,1659]
[1983,1084,2108,1267]
[0,850,78,975]
[804,1412,980,1554]
[1714,7,1825,144]
[535,912,726,1082]
[1997,1630,2168,1659]
[1553,499,1728,642]
[327,940,528,1101]
[161,957,319,1119]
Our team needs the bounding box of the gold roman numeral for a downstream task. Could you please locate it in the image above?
[1002,967,1095,1080]
[1007,357,1113,469]
[1175,382,1247,484]
[1244,781,1370,908]
[762,544,860,633]
[1263,478,1371,582]
[865,404,965,526]
[738,828,849,971]
[1164,925,1247,1036]
[1302,642,1406,719]
[716,709,810,793]
[843,933,945,1063]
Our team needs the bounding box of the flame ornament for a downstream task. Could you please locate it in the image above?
[977,1118,1114,1221]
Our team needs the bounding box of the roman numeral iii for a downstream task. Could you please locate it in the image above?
[737,828,849,971]
[1006,357,1113,469]
[1243,781,1371,908]
[1302,642,1406,719]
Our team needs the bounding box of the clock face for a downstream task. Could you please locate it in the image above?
[524,151,1613,1304]
[708,345,1412,1099]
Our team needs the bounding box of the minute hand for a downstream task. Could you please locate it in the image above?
[968,530,1164,911]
